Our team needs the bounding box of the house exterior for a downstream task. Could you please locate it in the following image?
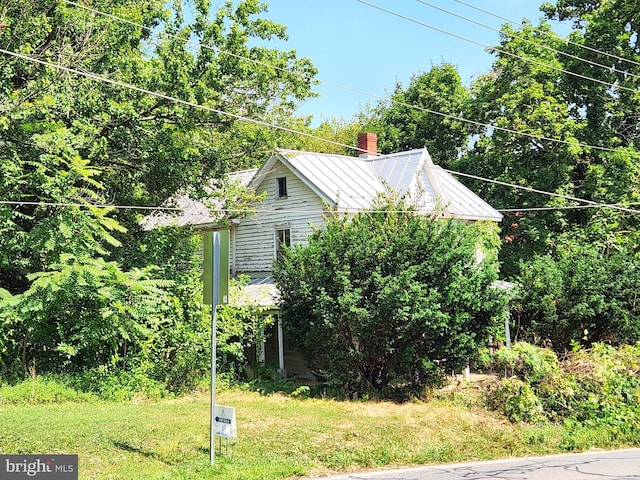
[143,133,503,377]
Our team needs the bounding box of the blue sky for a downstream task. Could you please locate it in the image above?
[247,0,571,125]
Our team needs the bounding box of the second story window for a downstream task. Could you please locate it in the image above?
[275,228,291,261]
[277,177,287,198]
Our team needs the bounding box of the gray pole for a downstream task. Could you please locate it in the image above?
[210,232,221,465]
[504,303,512,348]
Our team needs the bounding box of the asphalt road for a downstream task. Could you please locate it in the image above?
[316,448,640,480]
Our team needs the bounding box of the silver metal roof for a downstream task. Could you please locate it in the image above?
[141,148,502,229]
[276,148,502,222]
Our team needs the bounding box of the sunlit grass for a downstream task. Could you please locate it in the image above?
[0,386,619,479]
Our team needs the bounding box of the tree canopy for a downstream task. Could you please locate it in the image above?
[0,0,317,386]
[364,0,640,350]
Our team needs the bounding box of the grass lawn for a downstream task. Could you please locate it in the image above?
[0,386,595,479]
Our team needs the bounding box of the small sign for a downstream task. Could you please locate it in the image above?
[214,405,237,439]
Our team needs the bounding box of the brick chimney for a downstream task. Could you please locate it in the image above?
[358,132,378,158]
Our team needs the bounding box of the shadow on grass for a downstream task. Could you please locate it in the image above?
[111,440,176,465]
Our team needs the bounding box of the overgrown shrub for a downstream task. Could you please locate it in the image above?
[0,375,97,404]
[274,194,506,400]
[491,342,560,384]
[487,378,544,423]
[487,342,640,443]
[216,277,276,381]
[514,252,640,351]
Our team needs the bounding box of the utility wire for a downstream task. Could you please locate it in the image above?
[499,205,626,212]
[0,48,359,154]
[0,200,182,211]
[59,0,634,156]
[445,169,640,215]
[1,50,638,216]
[454,0,640,69]
[357,0,637,94]
[1,47,639,216]
[415,0,640,82]
[3,200,639,216]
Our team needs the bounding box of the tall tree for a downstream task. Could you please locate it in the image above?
[0,0,317,290]
[364,63,470,168]
[540,0,640,257]
[0,0,318,380]
[458,20,586,275]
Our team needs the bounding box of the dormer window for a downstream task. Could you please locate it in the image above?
[277,177,287,198]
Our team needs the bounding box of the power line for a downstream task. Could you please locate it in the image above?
[1,45,638,217]
[0,47,359,154]
[415,0,640,82]
[499,205,622,212]
[58,0,634,156]
[0,200,182,211]
[445,169,640,215]
[454,0,640,70]
[358,0,638,94]
[3,200,639,216]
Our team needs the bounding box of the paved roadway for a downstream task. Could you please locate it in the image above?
[316,448,640,480]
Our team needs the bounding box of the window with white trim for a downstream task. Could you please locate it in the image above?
[276,177,287,198]
[275,228,291,261]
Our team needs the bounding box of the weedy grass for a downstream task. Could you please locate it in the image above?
[0,386,558,479]
[0,379,635,479]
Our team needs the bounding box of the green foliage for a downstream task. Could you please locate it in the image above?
[0,375,97,404]
[0,254,174,374]
[0,0,318,395]
[274,194,506,399]
[514,251,640,350]
[361,1,640,350]
[488,378,545,423]
[492,342,560,384]
[125,226,211,393]
[216,290,276,380]
[487,342,640,442]
[290,385,311,399]
[364,63,470,167]
[65,367,169,401]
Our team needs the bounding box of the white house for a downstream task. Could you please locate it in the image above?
[143,133,503,377]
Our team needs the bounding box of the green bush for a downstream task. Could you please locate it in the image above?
[492,342,560,384]
[0,376,97,404]
[274,194,506,400]
[487,342,640,445]
[487,378,544,423]
[514,252,640,351]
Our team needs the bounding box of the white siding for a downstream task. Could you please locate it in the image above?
[233,161,328,275]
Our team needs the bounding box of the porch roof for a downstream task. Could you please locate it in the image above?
[228,276,279,311]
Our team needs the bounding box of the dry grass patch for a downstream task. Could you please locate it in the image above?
[0,386,566,479]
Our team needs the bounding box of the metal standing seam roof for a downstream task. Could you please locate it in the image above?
[141,147,502,229]
[427,164,503,222]
[276,149,383,210]
[277,148,502,222]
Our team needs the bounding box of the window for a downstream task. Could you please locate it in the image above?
[276,177,287,198]
[275,228,291,261]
